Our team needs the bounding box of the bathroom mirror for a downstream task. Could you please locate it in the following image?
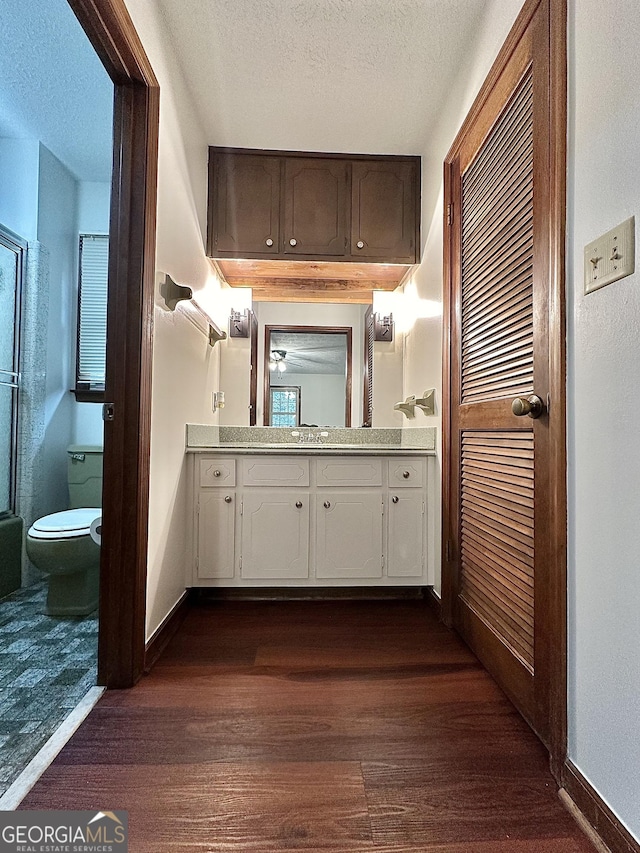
[220,300,390,427]
[264,326,353,427]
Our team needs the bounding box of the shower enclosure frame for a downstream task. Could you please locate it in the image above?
[0,226,26,522]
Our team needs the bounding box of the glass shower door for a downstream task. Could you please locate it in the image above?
[0,230,23,517]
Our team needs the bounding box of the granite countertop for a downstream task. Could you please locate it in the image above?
[186,444,435,456]
[185,424,437,456]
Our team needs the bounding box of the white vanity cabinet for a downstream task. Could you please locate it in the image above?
[190,452,433,587]
[240,491,309,579]
[386,459,426,578]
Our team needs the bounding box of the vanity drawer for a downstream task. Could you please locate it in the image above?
[242,457,309,487]
[388,458,425,488]
[200,458,236,487]
[316,457,382,487]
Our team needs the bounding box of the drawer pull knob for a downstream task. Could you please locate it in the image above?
[265,238,274,247]
[213,470,221,477]
[224,495,232,503]
[356,240,364,249]
[323,500,331,509]
[402,471,410,479]
[289,238,297,247]
[392,495,399,503]
[295,501,303,508]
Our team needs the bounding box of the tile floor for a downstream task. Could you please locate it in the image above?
[0,581,98,796]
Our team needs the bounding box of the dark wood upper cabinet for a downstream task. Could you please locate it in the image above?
[207,147,421,265]
[209,152,280,255]
[283,158,348,257]
[351,160,418,262]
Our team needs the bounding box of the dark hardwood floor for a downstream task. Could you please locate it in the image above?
[21,598,594,852]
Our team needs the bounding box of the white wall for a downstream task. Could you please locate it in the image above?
[567,0,640,840]
[0,138,39,240]
[122,0,226,639]
[271,372,346,427]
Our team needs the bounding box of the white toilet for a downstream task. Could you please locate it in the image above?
[26,446,103,616]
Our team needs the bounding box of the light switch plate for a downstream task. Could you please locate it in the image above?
[584,216,635,294]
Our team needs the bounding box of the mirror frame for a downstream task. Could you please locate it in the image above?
[263,325,353,427]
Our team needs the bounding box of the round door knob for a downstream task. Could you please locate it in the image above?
[392,495,399,503]
[512,394,545,419]
[224,495,232,503]
[265,238,274,247]
[323,501,331,509]
[295,501,303,508]
[402,471,410,479]
[289,238,297,247]
[213,470,221,477]
[356,240,364,249]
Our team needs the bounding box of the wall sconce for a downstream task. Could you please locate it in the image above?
[374,312,394,342]
[229,308,249,338]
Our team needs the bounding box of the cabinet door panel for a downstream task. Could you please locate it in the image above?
[316,458,382,487]
[198,492,236,579]
[241,492,309,579]
[210,153,280,255]
[283,158,348,256]
[351,160,417,262]
[316,492,382,578]
[387,493,424,578]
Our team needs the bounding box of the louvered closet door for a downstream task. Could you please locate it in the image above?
[447,0,554,738]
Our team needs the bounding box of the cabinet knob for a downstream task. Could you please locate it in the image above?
[392,495,399,503]
[295,501,303,508]
[224,495,232,503]
[323,500,331,509]
[213,470,221,477]
[356,240,364,249]
[265,238,274,247]
[402,471,410,479]
[289,238,297,247]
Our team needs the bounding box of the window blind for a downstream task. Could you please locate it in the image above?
[77,234,108,391]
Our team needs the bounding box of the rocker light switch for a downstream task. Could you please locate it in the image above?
[584,216,635,294]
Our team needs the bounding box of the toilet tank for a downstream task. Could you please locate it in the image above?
[67,445,104,508]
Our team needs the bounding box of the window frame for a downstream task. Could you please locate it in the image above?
[269,385,301,427]
[74,233,109,402]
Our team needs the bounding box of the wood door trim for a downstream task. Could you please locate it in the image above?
[263,325,353,427]
[69,0,159,688]
[442,0,567,775]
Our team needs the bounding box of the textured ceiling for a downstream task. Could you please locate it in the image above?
[156,0,488,154]
[0,0,113,181]
[270,331,348,375]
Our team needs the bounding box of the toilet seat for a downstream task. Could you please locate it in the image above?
[28,508,102,541]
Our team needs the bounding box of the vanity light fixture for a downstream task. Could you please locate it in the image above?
[373,312,394,342]
[229,308,249,338]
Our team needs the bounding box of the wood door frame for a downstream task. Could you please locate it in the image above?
[263,325,353,427]
[442,0,567,776]
[68,0,159,688]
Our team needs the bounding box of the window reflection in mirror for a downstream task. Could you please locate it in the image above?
[264,327,352,427]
